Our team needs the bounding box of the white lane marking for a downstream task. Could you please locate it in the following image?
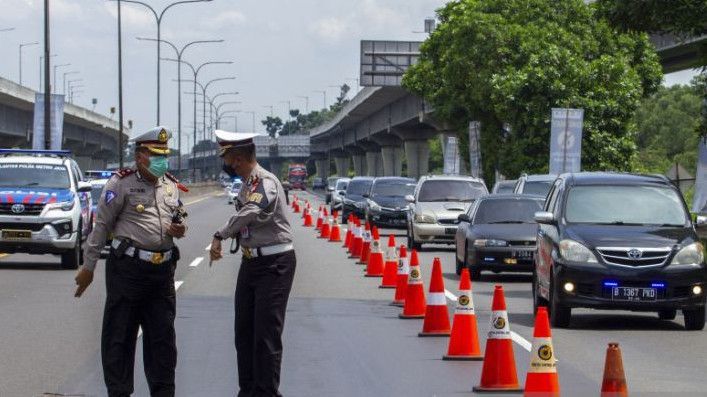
[188,257,204,268]
[444,288,532,352]
[205,244,211,251]
[184,192,223,206]
[138,280,184,339]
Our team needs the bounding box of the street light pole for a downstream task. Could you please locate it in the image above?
[19,41,39,86]
[43,0,50,149]
[140,38,223,176]
[117,0,124,167]
[39,54,56,92]
[62,71,79,95]
[52,63,70,94]
[116,0,213,124]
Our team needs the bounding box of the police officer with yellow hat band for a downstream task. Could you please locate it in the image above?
[210,130,296,397]
[75,126,188,397]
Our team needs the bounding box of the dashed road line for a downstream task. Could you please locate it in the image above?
[205,244,211,251]
[188,257,204,268]
[444,288,532,352]
[184,192,224,206]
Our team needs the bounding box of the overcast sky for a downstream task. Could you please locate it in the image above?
[0,0,700,153]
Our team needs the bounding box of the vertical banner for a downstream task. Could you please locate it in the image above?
[549,108,583,174]
[468,121,483,179]
[32,93,65,150]
[442,134,460,175]
[692,139,707,213]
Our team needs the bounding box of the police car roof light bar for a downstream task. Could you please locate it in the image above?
[0,149,72,157]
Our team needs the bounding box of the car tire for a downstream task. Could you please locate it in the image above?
[658,309,677,321]
[532,272,549,314]
[61,223,82,270]
[683,307,706,331]
[407,231,421,251]
[549,275,571,328]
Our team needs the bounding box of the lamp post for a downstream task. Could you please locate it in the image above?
[115,0,213,124]
[139,38,222,176]
[215,110,238,130]
[38,54,56,91]
[52,63,70,94]
[62,71,79,94]
[19,41,39,86]
[163,58,231,180]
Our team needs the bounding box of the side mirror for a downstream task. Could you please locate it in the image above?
[458,214,471,223]
[77,181,92,193]
[339,191,346,196]
[534,211,555,224]
[405,194,415,203]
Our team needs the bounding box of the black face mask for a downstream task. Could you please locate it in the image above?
[222,163,238,178]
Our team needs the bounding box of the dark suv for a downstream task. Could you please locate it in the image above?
[341,177,374,221]
[534,172,706,330]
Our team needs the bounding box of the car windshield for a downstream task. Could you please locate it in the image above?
[565,185,688,226]
[371,179,415,198]
[90,184,105,202]
[0,163,71,189]
[328,178,339,188]
[347,180,372,195]
[494,182,515,194]
[522,180,553,197]
[473,199,543,224]
[418,180,486,202]
[336,180,349,190]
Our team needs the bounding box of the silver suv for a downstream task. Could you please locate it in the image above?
[405,175,488,249]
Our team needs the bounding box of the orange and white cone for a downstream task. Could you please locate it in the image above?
[523,306,559,396]
[350,219,363,258]
[293,200,300,213]
[343,214,353,248]
[419,257,451,336]
[365,227,384,277]
[319,210,331,239]
[303,210,313,227]
[391,244,408,306]
[444,268,483,360]
[399,249,426,319]
[379,235,398,288]
[315,206,324,230]
[358,222,371,265]
[601,343,628,397]
[473,285,523,393]
[329,211,342,242]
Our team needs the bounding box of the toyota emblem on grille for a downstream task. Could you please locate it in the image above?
[627,248,643,259]
[11,204,25,214]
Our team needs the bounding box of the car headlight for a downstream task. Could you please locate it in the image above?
[559,239,598,263]
[414,213,436,223]
[671,242,705,265]
[474,239,508,247]
[367,199,381,212]
[46,200,75,212]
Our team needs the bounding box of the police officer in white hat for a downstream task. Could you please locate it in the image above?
[75,126,187,397]
[210,130,295,397]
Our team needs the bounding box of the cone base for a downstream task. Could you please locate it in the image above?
[364,274,383,278]
[443,354,483,361]
[418,331,451,337]
[472,386,523,393]
[398,313,425,319]
[379,285,396,289]
[390,301,404,307]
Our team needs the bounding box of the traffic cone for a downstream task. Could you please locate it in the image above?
[315,206,323,230]
[380,235,398,288]
[443,268,483,360]
[343,215,353,249]
[419,258,451,336]
[601,343,628,397]
[350,219,363,258]
[358,222,372,265]
[523,307,559,395]
[399,249,426,319]
[303,211,313,227]
[365,227,384,277]
[392,245,408,306]
[301,204,308,219]
[319,214,331,239]
[329,212,342,242]
[294,201,300,213]
[473,285,523,393]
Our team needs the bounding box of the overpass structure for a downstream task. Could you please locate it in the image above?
[0,76,128,170]
[652,33,707,73]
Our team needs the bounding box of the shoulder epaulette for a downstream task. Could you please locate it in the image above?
[115,168,136,179]
[165,172,189,192]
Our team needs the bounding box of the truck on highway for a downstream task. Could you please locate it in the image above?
[288,163,307,190]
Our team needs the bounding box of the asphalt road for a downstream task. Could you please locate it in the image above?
[2,189,707,396]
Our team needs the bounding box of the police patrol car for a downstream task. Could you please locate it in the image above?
[0,149,93,269]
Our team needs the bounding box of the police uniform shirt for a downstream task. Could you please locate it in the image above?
[83,171,182,271]
[217,164,293,248]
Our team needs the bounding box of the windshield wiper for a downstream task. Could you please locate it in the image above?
[19,182,39,187]
[488,220,525,224]
[594,221,646,226]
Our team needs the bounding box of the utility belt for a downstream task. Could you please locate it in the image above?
[242,243,294,259]
[111,239,176,265]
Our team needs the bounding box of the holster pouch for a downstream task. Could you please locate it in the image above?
[114,239,131,259]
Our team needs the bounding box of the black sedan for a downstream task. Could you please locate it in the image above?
[341,177,374,221]
[363,177,416,228]
[455,194,543,278]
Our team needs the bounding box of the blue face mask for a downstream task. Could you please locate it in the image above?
[147,156,169,178]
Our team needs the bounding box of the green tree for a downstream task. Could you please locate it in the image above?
[403,0,662,185]
[262,116,283,137]
[594,0,707,39]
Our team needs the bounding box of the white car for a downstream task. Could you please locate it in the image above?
[329,177,350,213]
[227,180,243,204]
[0,149,93,269]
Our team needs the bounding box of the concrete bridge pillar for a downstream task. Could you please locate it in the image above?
[351,154,366,176]
[333,155,350,176]
[315,158,329,179]
[380,146,403,176]
[403,140,430,180]
[365,150,384,177]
